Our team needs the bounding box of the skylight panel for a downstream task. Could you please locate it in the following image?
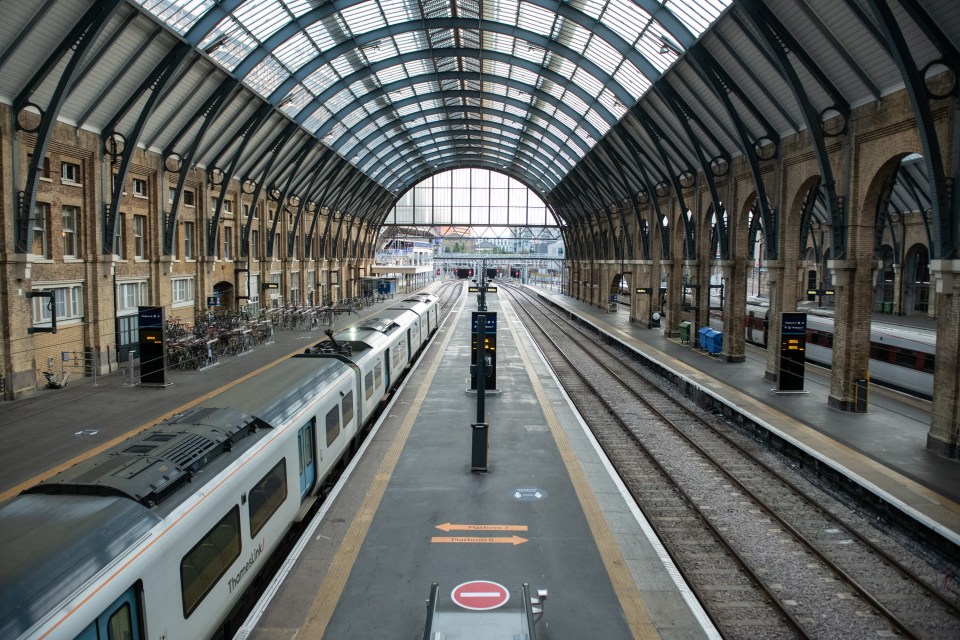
[585,109,608,136]
[597,87,628,119]
[516,2,555,38]
[339,1,387,36]
[273,31,317,72]
[330,54,362,79]
[404,59,433,79]
[536,78,564,101]
[485,32,515,56]
[601,0,652,44]
[304,22,340,51]
[284,0,314,19]
[392,32,423,55]
[376,65,408,86]
[635,24,674,73]
[247,56,291,97]
[280,84,313,115]
[554,21,590,57]
[508,65,538,87]
[554,109,576,132]
[666,0,730,36]
[199,18,258,72]
[303,65,340,95]
[327,87,356,112]
[341,106,367,129]
[571,68,605,102]
[614,62,651,99]
[135,0,212,35]
[584,34,622,77]
[380,0,416,24]
[234,0,289,42]
[543,53,575,78]
[303,106,332,132]
[361,39,398,64]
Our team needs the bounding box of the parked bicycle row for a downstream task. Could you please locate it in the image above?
[166,320,273,372]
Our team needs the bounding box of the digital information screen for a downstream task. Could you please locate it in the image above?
[138,306,167,386]
[778,312,807,392]
[470,312,497,390]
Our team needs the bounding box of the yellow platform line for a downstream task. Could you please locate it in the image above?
[300,298,464,638]
[502,297,660,640]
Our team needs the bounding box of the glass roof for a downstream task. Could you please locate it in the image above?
[136,0,730,195]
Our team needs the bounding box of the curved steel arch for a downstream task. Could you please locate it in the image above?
[342,86,598,158]
[366,115,574,176]
[304,49,615,142]
[380,144,561,194]
[378,132,559,186]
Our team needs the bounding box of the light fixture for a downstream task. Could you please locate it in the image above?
[655,181,670,197]
[208,167,224,185]
[659,36,681,56]
[678,171,695,189]
[278,96,294,109]
[241,178,257,194]
[203,35,228,55]
[710,156,729,177]
[165,153,183,173]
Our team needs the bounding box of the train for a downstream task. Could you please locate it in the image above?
[0,293,441,640]
[712,304,936,398]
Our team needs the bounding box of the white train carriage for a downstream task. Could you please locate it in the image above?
[710,305,936,398]
[389,294,441,342]
[0,350,389,640]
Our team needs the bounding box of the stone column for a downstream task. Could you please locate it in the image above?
[632,260,654,325]
[663,259,681,338]
[762,261,785,382]
[826,258,876,411]
[720,258,748,363]
[1,255,36,398]
[927,260,960,457]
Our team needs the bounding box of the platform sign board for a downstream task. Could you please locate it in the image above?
[778,312,807,392]
[451,581,509,611]
[138,306,166,385]
[470,312,497,390]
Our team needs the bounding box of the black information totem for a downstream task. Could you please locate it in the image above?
[470,311,497,390]
[778,312,807,392]
[138,306,167,386]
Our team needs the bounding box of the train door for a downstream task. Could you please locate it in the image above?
[298,419,317,498]
[74,584,142,640]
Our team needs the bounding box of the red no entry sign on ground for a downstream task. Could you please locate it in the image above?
[451,580,510,611]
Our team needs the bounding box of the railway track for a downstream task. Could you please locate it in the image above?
[501,284,960,640]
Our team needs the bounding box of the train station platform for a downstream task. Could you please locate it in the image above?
[523,285,960,543]
[239,287,716,639]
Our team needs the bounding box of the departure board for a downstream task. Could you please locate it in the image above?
[778,312,807,392]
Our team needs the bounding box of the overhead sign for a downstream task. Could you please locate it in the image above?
[451,581,510,611]
[263,282,279,289]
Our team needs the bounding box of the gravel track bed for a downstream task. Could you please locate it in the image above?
[503,286,960,639]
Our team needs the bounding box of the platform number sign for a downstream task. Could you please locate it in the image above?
[778,312,807,392]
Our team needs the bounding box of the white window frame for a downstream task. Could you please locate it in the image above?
[32,282,84,326]
[61,161,81,184]
[172,277,195,307]
[133,214,146,259]
[133,178,147,197]
[183,221,195,260]
[183,190,195,208]
[117,280,149,314]
[33,202,49,258]
[62,205,79,259]
[113,213,126,259]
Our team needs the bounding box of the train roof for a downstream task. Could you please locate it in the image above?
[0,494,160,639]
[26,358,350,509]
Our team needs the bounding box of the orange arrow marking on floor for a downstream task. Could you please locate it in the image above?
[431,535,528,546]
[435,522,528,532]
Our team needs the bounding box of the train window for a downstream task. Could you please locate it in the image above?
[896,347,920,369]
[326,405,340,446]
[180,507,241,617]
[364,371,374,400]
[248,459,287,537]
[375,362,382,389]
[342,390,354,426]
[106,602,132,640]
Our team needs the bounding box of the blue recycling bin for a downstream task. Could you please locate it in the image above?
[706,329,723,354]
[698,326,712,350]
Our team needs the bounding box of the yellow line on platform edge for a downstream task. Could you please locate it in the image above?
[503,297,661,640]
[299,298,463,639]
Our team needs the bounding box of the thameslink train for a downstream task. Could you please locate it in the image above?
[0,294,441,640]
[713,304,936,398]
